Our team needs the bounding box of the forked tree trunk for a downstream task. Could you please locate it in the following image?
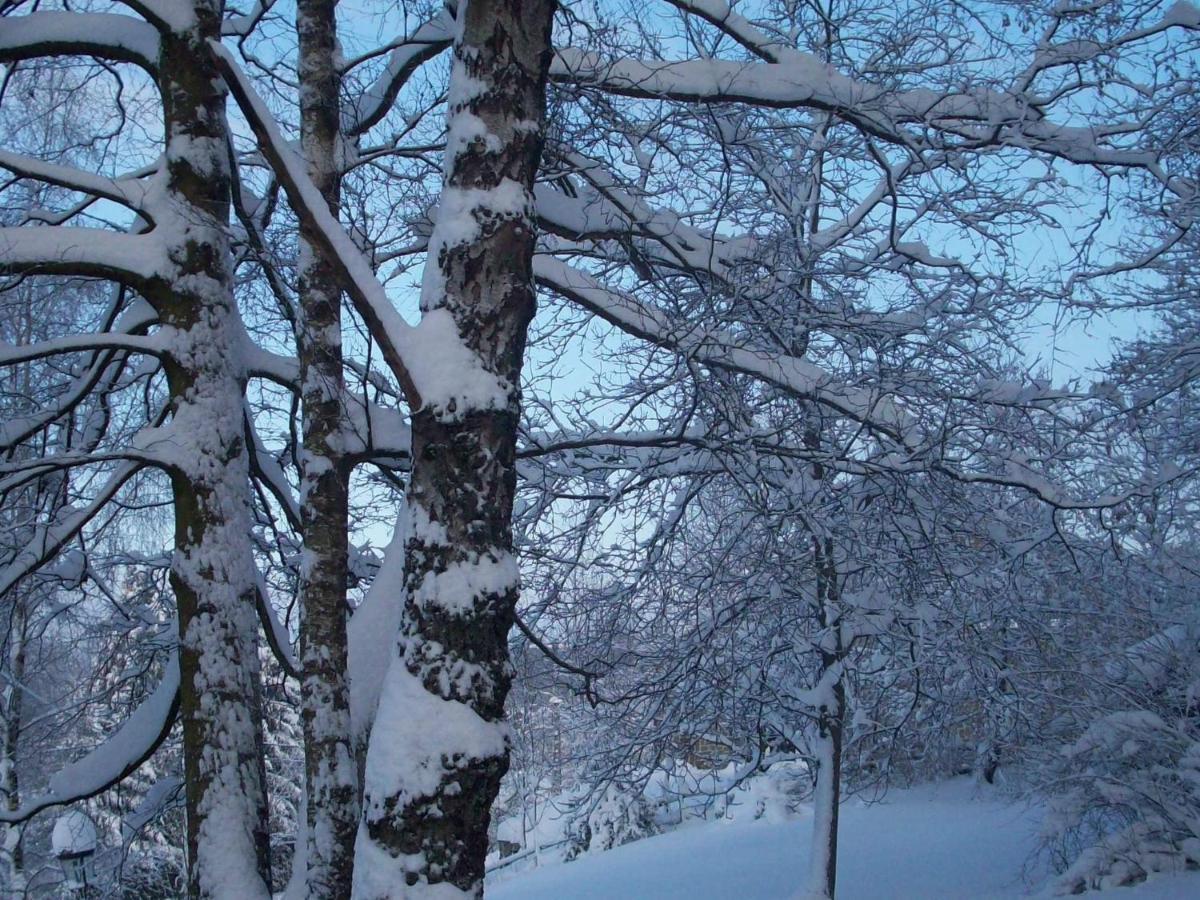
[150,2,272,895]
[353,0,555,896]
[294,0,359,894]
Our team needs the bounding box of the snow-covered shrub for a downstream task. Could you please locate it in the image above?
[719,760,808,823]
[1043,627,1200,893]
[564,784,658,860]
[111,848,186,899]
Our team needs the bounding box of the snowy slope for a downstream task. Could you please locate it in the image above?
[487,781,1200,900]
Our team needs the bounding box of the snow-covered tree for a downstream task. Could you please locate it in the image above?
[2,0,1199,898]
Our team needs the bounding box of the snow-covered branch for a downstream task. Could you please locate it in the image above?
[113,0,196,34]
[554,7,1196,189]
[0,151,154,218]
[0,11,159,72]
[0,655,179,824]
[0,461,143,600]
[217,40,515,417]
[534,254,913,442]
[0,332,161,367]
[341,10,454,136]
[213,41,425,404]
[0,228,159,286]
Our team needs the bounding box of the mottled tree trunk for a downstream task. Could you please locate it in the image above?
[295,0,359,894]
[353,0,555,896]
[149,2,272,895]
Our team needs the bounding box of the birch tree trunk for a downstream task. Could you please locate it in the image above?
[353,0,555,895]
[295,0,359,894]
[149,2,272,895]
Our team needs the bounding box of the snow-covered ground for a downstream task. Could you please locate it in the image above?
[488,780,1200,900]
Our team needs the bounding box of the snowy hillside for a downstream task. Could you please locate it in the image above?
[488,781,1200,900]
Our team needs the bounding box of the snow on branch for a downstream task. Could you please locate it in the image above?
[0,461,143,599]
[0,150,154,218]
[0,445,162,497]
[113,0,196,34]
[216,40,509,415]
[551,48,1028,148]
[213,41,423,401]
[0,332,162,367]
[537,256,1165,509]
[0,227,160,286]
[0,11,160,72]
[0,304,158,453]
[0,655,180,824]
[246,411,301,531]
[537,149,752,278]
[344,397,412,465]
[949,459,1125,510]
[662,0,794,63]
[256,575,300,679]
[534,254,913,442]
[242,342,299,387]
[222,0,270,37]
[553,3,1197,189]
[1104,624,1195,691]
[341,10,454,136]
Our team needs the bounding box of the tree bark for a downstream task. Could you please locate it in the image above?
[148,2,272,895]
[0,330,33,897]
[353,0,556,896]
[0,597,26,895]
[295,0,359,894]
[803,535,845,900]
[805,722,842,900]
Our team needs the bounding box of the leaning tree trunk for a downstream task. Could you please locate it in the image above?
[148,2,272,895]
[353,0,555,896]
[294,0,359,894]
